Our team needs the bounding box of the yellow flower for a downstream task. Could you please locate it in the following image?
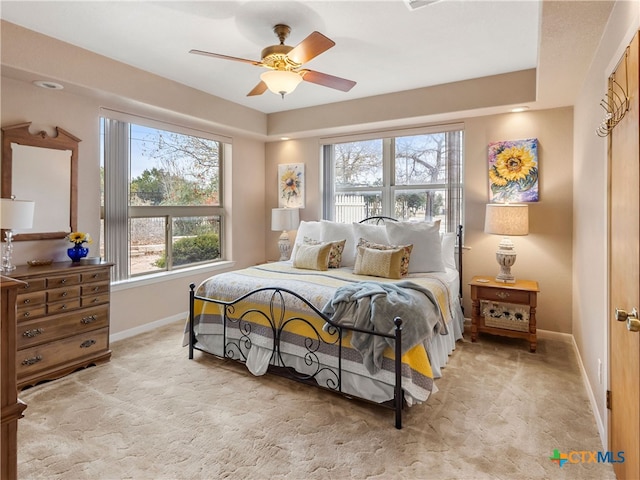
[495,146,535,181]
[489,166,508,186]
[280,169,300,196]
[66,232,92,245]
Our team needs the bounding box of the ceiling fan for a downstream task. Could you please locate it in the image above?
[190,24,356,98]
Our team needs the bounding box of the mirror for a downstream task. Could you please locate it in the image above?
[1,122,79,241]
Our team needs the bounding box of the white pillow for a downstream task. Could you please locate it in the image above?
[290,221,322,261]
[441,232,457,270]
[320,220,357,266]
[352,222,389,245]
[385,221,445,273]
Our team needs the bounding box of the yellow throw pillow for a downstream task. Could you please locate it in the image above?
[293,243,332,271]
[353,245,405,279]
[357,238,413,276]
[304,237,346,268]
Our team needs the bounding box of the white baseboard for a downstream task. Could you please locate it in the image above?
[509,329,606,448]
[109,312,187,343]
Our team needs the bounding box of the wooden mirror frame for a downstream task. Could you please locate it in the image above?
[1,122,80,241]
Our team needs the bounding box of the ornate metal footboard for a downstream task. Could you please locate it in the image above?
[188,285,405,429]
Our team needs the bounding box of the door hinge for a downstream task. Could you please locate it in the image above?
[606,390,612,410]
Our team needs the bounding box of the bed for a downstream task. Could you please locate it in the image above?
[186,218,464,428]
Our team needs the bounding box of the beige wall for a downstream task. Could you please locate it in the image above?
[265,108,574,334]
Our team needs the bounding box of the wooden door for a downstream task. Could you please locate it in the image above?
[609,31,640,480]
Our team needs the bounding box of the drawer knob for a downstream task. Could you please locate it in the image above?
[23,328,44,338]
[61,304,68,310]
[81,315,97,324]
[23,311,31,318]
[62,291,68,297]
[61,279,67,284]
[93,286,99,292]
[80,339,96,349]
[496,291,510,299]
[23,298,31,304]
[22,355,43,366]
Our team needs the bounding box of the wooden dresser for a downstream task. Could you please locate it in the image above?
[1,276,27,480]
[10,261,113,389]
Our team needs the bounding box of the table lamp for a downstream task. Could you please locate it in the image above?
[271,208,300,261]
[1,197,35,272]
[484,203,529,283]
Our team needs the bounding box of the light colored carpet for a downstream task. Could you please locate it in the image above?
[17,321,615,479]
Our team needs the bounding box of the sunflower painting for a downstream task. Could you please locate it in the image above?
[488,138,539,202]
[278,163,305,208]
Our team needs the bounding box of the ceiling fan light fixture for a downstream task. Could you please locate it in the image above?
[260,70,302,98]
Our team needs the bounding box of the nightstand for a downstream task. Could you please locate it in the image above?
[469,276,539,352]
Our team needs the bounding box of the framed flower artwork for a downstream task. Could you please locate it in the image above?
[488,138,539,203]
[278,163,305,208]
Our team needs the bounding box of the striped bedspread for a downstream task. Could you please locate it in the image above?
[188,262,458,404]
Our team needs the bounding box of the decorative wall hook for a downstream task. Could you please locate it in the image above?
[596,48,630,137]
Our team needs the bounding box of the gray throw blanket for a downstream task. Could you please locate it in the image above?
[321,281,446,375]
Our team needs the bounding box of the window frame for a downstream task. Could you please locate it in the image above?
[321,124,464,231]
[100,114,227,281]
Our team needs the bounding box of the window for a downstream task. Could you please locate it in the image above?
[322,126,463,232]
[100,116,226,281]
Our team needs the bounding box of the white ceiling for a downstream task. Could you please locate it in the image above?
[0,0,613,115]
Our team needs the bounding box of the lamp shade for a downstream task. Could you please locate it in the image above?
[271,208,300,231]
[484,204,528,236]
[261,70,303,96]
[0,198,35,230]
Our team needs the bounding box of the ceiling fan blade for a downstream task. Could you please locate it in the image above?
[287,32,335,65]
[247,81,268,96]
[301,70,356,92]
[189,49,262,66]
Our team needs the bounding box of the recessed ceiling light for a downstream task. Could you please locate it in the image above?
[511,106,529,113]
[280,137,290,141]
[32,80,64,90]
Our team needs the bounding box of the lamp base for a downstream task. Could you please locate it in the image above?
[277,231,291,261]
[1,230,16,273]
[494,237,517,284]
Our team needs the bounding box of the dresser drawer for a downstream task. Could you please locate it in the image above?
[81,294,110,307]
[474,286,531,304]
[47,299,81,314]
[82,270,110,283]
[81,282,110,296]
[47,274,81,288]
[47,285,81,303]
[17,291,46,307]
[17,278,47,293]
[16,306,47,322]
[17,306,110,349]
[17,327,109,378]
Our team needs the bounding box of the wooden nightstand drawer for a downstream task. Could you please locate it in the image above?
[475,286,531,304]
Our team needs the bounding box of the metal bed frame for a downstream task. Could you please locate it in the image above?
[187,219,463,429]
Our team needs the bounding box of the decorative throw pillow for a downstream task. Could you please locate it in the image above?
[303,237,346,268]
[357,238,413,276]
[290,220,322,261]
[354,246,405,279]
[293,243,332,271]
[386,221,445,273]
